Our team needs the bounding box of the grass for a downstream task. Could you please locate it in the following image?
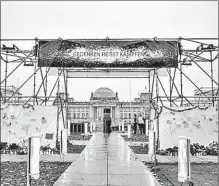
[144,162,218,186]
[121,134,149,142]
[1,161,72,186]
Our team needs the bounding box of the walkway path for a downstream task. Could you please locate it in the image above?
[54,132,161,186]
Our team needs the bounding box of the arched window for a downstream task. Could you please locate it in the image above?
[82,113,85,119]
[124,113,127,119]
[77,113,80,119]
[73,113,76,119]
[120,113,123,118]
[129,113,131,119]
[86,113,89,118]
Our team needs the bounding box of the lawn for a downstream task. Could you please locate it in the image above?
[144,162,218,186]
[1,161,72,186]
[121,134,149,142]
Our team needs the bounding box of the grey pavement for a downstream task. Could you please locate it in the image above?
[1,154,80,162]
[53,132,161,186]
[136,154,218,163]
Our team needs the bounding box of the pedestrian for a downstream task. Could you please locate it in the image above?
[133,114,137,134]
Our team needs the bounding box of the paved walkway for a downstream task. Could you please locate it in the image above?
[137,154,218,163]
[54,132,161,186]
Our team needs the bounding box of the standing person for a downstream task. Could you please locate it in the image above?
[133,114,137,134]
[138,115,144,134]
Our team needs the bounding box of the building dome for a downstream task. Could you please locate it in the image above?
[93,87,116,98]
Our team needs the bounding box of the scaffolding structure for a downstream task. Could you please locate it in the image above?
[1,37,218,147]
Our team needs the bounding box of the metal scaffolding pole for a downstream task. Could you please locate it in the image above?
[148,71,152,130]
[4,52,8,102]
[155,69,160,149]
[56,68,61,149]
[210,51,214,106]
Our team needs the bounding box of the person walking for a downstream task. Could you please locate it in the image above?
[133,114,137,134]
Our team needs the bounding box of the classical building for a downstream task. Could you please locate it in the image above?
[66,87,151,133]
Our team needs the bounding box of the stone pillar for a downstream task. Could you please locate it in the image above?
[148,130,155,156]
[119,121,121,131]
[145,120,149,136]
[72,124,74,133]
[84,122,88,135]
[178,137,191,183]
[122,121,124,132]
[127,123,131,138]
[93,121,96,131]
[61,129,67,155]
[90,122,93,132]
[67,120,70,135]
[28,136,40,180]
[76,124,78,133]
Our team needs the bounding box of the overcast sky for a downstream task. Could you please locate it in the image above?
[1,1,218,102]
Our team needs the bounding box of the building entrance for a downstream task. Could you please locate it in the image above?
[103,108,111,133]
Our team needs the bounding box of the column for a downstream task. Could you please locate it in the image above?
[61,129,67,155]
[84,122,88,135]
[127,123,131,138]
[148,130,155,157]
[145,120,149,136]
[122,121,124,132]
[72,124,74,133]
[76,124,78,133]
[119,121,121,131]
[28,136,40,180]
[67,120,70,135]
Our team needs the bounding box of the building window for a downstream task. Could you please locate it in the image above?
[124,113,127,119]
[86,113,89,118]
[73,113,76,119]
[77,113,80,119]
[82,113,85,119]
[120,113,123,118]
[129,113,131,119]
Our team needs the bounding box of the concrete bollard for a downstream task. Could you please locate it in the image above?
[122,122,124,132]
[148,130,155,156]
[178,137,191,183]
[145,120,149,136]
[90,122,93,132]
[84,122,88,135]
[61,129,67,155]
[67,120,70,135]
[28,136,40,180]
[127,124,131,138]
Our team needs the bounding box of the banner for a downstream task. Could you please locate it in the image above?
[38,39,179,68]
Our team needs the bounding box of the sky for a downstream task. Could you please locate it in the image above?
[1,1,218,102]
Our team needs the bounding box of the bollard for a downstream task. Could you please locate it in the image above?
[127,124,131,138]
[84,122,88,135]
[148,130,155,156]
[61,129,67,155]
[90,122,93,132]
[145,120,149,136]
[178,137,191,183]
[122,122,124,132]
[67,120,70,135]
[27,135,40,185]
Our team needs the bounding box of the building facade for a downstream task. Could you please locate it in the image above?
[66,87,151,133]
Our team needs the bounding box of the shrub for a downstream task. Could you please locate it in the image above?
[9,143,20,151]
[0,142,8,151]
